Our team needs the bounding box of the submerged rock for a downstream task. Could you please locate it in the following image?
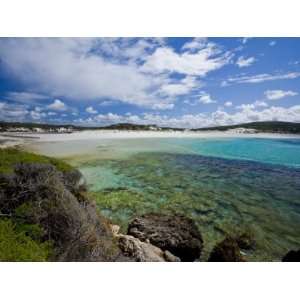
[127,213,203,261]
[282,249,300,262]
[208,236,246,262]
[235,232,256,250]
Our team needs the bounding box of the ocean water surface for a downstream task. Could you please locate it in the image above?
[30,137,300,261]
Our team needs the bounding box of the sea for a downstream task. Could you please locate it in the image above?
[29,136,300,261]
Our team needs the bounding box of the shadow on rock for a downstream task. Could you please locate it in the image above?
[127,213,203,261]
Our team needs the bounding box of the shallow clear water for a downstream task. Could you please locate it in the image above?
[166,138,300,167]
[31,137,300,261]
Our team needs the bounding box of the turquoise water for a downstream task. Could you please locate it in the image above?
[162,138,300,167]
[32,137,300,261]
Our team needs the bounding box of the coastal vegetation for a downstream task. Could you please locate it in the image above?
[0,148,125,261]
[1,120,300,134]
[192,121,300,134]
[0,219,51,261]
[0,147,73,174]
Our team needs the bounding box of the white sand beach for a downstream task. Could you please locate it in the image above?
[1,129,300,145]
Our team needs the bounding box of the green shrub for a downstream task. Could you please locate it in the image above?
[0,219,51,261]
[0,148,73,174]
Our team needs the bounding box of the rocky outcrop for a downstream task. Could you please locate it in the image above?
[0,163,129,261]
[110,224,180,262]
[127,213,203,261]
[282,249,300,262]
[235,232,256,250]
[118,234,180,262]
[208,236,246,262]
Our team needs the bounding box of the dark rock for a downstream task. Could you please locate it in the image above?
[208,236,246,262]
[164,250,180,262]
[127,213,203,261]
[282,249,300,262]
[235,232,256,250]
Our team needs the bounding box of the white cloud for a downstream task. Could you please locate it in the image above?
[142,42,231,76]
[264,89,298,100]
[254,100,268,107]
[30,109,46,120]
[0,38,174,110]
[5,92,48,104]
[199,92,217,104]
[99,100,117,107]
[236,56,256,67]
[224,101,233,107]
[0,102,29,120]
[48,99,67,111]
[181,38,208,52]
[160,83,189,96]
[159,76,201,96]
[241,38,251,44]
[236,100,268,110]
[86,106,98,114]
[225,72,300,85]
[94,38,165,63]
[151,103,175,110]
[74,104,300,128]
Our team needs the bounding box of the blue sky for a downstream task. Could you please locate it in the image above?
[0,37,300,128]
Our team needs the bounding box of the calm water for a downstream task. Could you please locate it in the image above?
[31,137,300,261]
[166,138,300,167]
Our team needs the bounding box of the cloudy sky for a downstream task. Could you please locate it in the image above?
[0,37,299,128]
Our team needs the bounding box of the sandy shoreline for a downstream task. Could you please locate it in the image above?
[1,129,300,144]
[1,130,300,150]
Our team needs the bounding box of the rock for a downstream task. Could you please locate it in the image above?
[127,213,203,261]
[164,250,181,262]
[235,232,256,250]
[208,237,246,262]
[118,234,180,262]
[110,224,121,236]
[282,249,300,262]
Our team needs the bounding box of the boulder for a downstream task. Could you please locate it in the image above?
[118,234,181,262]
[235,232,256,250]
[208,236,246,262]
[164,250,180,262]
[282,249,300,262]
[127,213,203,261]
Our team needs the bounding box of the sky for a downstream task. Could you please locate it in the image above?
[0,37,300,128]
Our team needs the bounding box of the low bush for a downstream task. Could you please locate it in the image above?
[0,219,51,261]
[0,148,73,174]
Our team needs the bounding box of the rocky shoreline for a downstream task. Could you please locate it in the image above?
[112,214,255,262]
[0,148,298,262]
